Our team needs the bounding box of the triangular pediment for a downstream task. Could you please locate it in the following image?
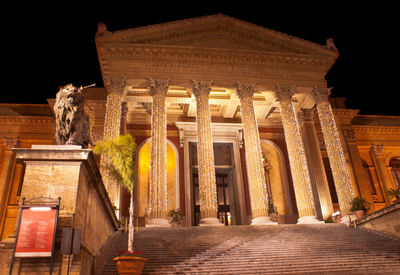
[96,14,338,57]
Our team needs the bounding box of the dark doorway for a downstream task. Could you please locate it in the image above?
[192,171,234,226]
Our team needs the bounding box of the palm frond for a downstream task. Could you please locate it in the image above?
[93,134,137,192]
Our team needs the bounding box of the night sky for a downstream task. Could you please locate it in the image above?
[3,2,399,116]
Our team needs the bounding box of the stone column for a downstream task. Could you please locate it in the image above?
[192,80,223,226]
[275,85,321,224]
[146,79,171,227]
[370,144,394,204]
[312,87,354,215]
[236,83,276,225]
[299,108,334,220]
[101,78,125,212]
[0,139,19,231]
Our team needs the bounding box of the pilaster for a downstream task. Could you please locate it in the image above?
[0,139,20,237]
[370,144,395,204]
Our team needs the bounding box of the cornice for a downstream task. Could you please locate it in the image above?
[0,115,54,124]
[353,125,400,134]
[96,14,337,58]
[332,108,360,125]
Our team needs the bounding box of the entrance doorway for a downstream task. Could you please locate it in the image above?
[192,168,236,226]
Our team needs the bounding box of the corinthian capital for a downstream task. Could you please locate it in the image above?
[147,78,170,96]
[191,80,213,98]
[235,82,255,99]
[312,87,331,104]
[107,77,126,94]
[370,144,384,158]
[3,138,20,150]
[274,85,296,102]
[299,108,315,122]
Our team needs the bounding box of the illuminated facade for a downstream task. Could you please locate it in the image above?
[1,15,400,235]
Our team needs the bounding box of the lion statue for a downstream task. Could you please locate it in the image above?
[54,84,91,148]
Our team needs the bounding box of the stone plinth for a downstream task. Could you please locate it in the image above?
[0,145,119,275]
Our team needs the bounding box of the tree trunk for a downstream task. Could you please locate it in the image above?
[128,190,135,252]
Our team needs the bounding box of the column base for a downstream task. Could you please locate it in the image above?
[297,215,325,224]
[145,218,171,228]
[199,217,225,227]
[250,216,278,226]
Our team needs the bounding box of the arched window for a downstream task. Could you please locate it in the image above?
[389,157,400,188]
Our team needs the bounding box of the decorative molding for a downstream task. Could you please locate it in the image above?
[0,116,54,124]
[353,126,400,133]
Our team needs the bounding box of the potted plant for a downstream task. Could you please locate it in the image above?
[385,187,400,203]
[114,251,147,275]
[349,197,370,219]
[94,134,147,274]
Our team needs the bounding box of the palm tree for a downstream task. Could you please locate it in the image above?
[93,134,137,252]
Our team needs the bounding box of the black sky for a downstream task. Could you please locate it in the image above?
[3,2,399,116]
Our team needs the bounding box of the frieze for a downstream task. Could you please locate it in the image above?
[100,45,332,69]
[138,62,301,81]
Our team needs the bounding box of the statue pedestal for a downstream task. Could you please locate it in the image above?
[8,145,119,274]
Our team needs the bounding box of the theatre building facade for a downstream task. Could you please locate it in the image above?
[1,15,400,236]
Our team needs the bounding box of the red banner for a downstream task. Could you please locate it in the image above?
[15,207,57,257]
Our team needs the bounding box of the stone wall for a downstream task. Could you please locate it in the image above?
[0,146,118,275]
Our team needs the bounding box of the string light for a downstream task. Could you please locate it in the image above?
[312,87,354,215]
[192,80,219,219]
[275,85,316,218]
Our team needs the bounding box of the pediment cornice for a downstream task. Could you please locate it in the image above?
[96,14,338,58]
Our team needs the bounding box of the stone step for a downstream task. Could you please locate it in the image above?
[99,224,400,275]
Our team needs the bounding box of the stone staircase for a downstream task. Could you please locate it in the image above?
[100,224,400,274]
